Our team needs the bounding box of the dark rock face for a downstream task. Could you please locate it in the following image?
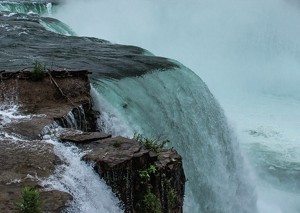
[82,136,185,213]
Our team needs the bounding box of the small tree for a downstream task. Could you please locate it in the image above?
[31,61,46,81]
[16,186,41,213]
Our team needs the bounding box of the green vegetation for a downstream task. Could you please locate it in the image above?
[133,133,169,152]
[16,186,41,213]
[138,165,156,183]
[139,190,161,213]
[137,165,162,213]
[164,178,177,212]
[31,61,46,81]
[113,140,122,148]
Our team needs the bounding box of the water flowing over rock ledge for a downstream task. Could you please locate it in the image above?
[0,70,185,212]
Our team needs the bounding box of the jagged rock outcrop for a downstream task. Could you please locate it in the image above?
[76,135,186,213]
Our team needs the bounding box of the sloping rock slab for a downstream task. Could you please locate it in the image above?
[60,130,111,143]
[82,136,150,167]
[41,190,73,213]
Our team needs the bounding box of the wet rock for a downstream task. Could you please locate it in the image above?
[60,130,111,143]
[0,70,96,139]
[41,190,73,213]
[0,140,72,212]
[0,12,179,80]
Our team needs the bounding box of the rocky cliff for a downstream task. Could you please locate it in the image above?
[0,70,185,212]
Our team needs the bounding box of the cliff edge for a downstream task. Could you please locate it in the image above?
[0,70,185,212]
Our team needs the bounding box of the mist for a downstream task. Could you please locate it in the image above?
[54,0,300,100]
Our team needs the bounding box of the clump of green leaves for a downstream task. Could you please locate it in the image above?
[16,186,41,213]
[31,61,46,81]
[139,190,161,213]
[138,165,157,183]
[137,165,162,213]
[133,134,169,152]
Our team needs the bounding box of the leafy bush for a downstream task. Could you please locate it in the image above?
[138,165,156,183]
[140,190,161,213]
[137,165,161,213]
[133,133,169,152]
[31,61,46,81]
[16,186,41,213]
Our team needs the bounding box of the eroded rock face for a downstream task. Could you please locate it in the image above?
[0,70,96,139]
[82,136,186,213]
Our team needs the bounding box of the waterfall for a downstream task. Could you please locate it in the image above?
[0,2,55,15]
[39,19,76,36]
[91,66,257,213]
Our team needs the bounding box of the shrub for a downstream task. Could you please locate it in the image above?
[138,165,156,183]
[16,186,41,213]
[140,190,161,213]
[31,61,46,81]
[133,133,169,152]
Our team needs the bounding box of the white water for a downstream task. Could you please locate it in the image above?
[43,137,123,213]
[53,0,300,212]
[40,115,123,213]
[0,104,122,212]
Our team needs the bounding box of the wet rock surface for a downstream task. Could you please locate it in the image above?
[60,130,111,143]
[0,140,71,212]
[0,71,93,212]
[0,70,94,139]
[0,11,178,80]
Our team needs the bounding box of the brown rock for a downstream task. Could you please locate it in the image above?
[41,190,73,212]
[0,140,72,212]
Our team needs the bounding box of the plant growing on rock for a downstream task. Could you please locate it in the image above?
[164,178,177,212]
[31,61,46,81]
[139,190,161,213]
[137,165,162,213]
[16,186,41,213]
[138,164,157,184]
[133,133,169,152]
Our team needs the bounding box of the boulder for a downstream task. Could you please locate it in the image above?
[82,136,185,213]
